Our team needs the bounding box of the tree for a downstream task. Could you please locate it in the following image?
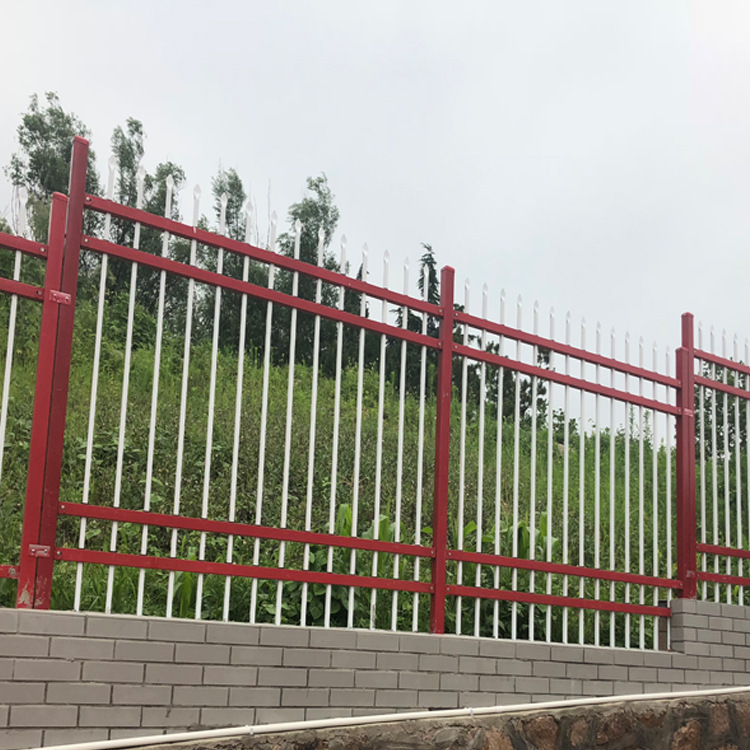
[5,93,101,242]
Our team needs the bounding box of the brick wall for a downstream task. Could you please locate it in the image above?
[1,599,749,749]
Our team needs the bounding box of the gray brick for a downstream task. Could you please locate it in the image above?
[478,640,517,659]
[459,656,495,674]
[200,707,256,726]
[733,619,750,633]
[257,667,307,687]
[497,659,532,676]
[110,728,167,740]
[142,707,201,727]
[532,661,566,678]
[720,603,746,619]
[375,689,417,708]
[112,685,172,705]
[86,615,148,640]
[0,730,43,748]
[173,686,229,706]
[399,672,440,691]
[612,650,645,666]
[0,610,18,634]
[516,676,550,694]
[145,663,202,684]
[479,675,514,692]
[418,654,458,672]
[671,598,698,615]
[175,643,231,664]
[281,688,329,707]
[51,636,114,660]
[696,628,722,644]
[657,668,685,683]
[417,690,458,708]
[115,639,174,662]
[551,645,584,662]
[148,619,206,643]
[399,633,441,654]
[10,705,77,727]
[255,707,305,724]
[629,667,657,682]
[17,611,84,636]
[331,649,376,669]
[439,636,479,656]
[0,635,48,657]
[582,680,614,696]
[309,628,357,650]
[697,656,723,671]
[0,659,11,680]
[79,706,141,727]
[734,672,750,686]
[440,673,478,691]
[0,704,6,726]
[674,613,709,628]
[567,663,597,680]
[329,688,375,707]
[308,669,354,688]
[709,616,733,631]
[232,645,282,666]
[229,687,281,706]
[283,647,330,668]
[460,692,498,708]
[516,642,551,661]
[584,649,616,665]
[14,658,80,681]
[708,644,733,658]
[613,682,645,695]
[306,707,354,720]
[356,631,399,652]
[670,654,698,669]
[695,600,722,616]
[47,683,111,704]
[82,660,144,683]
[258,626,309,648]
[206,622,259,645]
[43,729,109,745]
[355,670,398,689]
[598,665,628,681]
[550,678,582,695]
[709,671,733,685]
[204,665,258,686]
[723,658,746,672]
[377,652,418,671]
[722,630,745,646]
[0,683,45,704]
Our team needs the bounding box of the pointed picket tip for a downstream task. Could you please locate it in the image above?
[295,218,302,232]
[137,165,146,181]
[384,249,390,262]
[500,288,506,299]
[243,200,253,218]
[271,210,278,225]
[482,283,489,294]
[166,174,175,189]
[193,185,202,200]
[220,192,229,208]
[404,257,410,271]
[318,226,325,241]
[340,234,347,249]
[533,300,539,311]
[108,155,117,170]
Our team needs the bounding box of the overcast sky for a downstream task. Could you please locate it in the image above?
[2,1,750,367]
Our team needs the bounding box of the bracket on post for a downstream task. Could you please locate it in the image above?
[28,545,52,558]
[48,290,71,306]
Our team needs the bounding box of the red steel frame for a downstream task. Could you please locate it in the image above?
[8,136,740,634]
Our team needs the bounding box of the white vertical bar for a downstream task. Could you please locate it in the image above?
[638,337,645,648]
[324,237,346,628]
[348,246,368,628]
[734,336,742,606]
[545,308,555,642]
[369,251,389,629]
[624,332,631,647]
[167,185,201,619]
[528,302,539,641]
[562,312,571,643]
[106,165,146,615]
[492,291,506,639]
[699,324,707,600]
[722,331,731,603]
[578,320,586,645]
[665,347,673,622]
[195,193,228,619]
[511,295,522,640]
[651,343,659,649]
[75,158,116,612]
[412,266,428,632]
[456,281,470,635]
[138,172,174,617]
[301,227,325,626]
[275,220,301,625]
[223,204,253,621]
[593,323,601,646]
[391,259,408,631]
[250,214,278,623]
[746,339,750,608]
[711,327,719,602]
[609,329,616,646]
[474,284,488,638]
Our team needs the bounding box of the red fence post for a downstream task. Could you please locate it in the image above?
[16,137,89,609]
[675,311,697,599]
[430,266,455,633]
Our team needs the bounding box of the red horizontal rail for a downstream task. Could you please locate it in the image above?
[0,565,18,579]
[697,543,750,561]
[445,584,670,617]
[55,548,433,594]
[447,549,681,590]
[0,231,48,259]
[81,236,440,350]
[58,503,435,559]
[454,343,680,415]
[697,571,750,588]
[455,310,680,389]
[695,375,750,402]
[84,195,441,318]
[695,349,750,379]
[0,278,44,302]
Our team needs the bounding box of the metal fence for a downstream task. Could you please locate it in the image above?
[0,137,746,650]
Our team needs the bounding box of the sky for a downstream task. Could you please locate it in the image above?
[2,1,750,369]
